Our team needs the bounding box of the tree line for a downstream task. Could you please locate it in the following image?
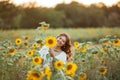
[0,0,120,29]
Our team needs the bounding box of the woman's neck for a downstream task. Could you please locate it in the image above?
[54,46,61,51]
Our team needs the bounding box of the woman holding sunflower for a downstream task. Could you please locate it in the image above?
[39,33,73,67]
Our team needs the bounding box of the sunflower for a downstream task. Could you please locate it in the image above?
[113,39,120,46]
[36,40,43,47]
[80,47,87,53]
[70,72,76,77]
[24,42,28,47]
[44,66,52,80]
[26,76,36,80]
[33,56,42,65]
[102,40,110,45]
[27,50,34,56]
[26,71,42,80]
[32,43,38,49]
[8,48,17,55]
[39,21,49,31]
[41,25,49,31]
[79,73,87,80]
[98,67,107,75]
[24,36,29,40]
[73,41,79,48]
[45,36,57,48]
[65,62,77,76]
[15,38,22,45]
[54,60,64,70]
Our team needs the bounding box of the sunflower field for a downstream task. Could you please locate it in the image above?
[0,22,120,80]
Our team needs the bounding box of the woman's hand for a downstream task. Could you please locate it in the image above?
[49,48,55,58]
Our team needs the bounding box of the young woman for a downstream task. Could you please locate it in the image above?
[39,33,72,67]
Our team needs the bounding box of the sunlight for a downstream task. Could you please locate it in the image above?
[11,0,119,7]
[11,0,33,4]
[36,0,64,7]
[76,0,119,5]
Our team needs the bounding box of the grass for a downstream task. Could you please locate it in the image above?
[0,27,120,42]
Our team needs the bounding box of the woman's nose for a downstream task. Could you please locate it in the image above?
[59,39,62,43]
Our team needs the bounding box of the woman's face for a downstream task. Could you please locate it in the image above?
[56,36,66,47]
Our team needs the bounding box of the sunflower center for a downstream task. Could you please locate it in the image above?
[48,39,53,44]
[57,63,61,67]
[35,58,39,62]
[9,49,14,53]
[100,69,105,72]
[25,37,29,40]
[114,40,118,43]
[17,40,20,43]
[24,43,28,46]
[32,73,40,78]
[67,64,72,70]
[29,52,32,54]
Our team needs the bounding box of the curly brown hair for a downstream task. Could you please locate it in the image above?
[57,33,73,61]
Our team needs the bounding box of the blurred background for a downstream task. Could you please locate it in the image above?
[0,0,120,42]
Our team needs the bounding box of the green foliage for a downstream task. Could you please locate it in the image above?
[0,0,20,29]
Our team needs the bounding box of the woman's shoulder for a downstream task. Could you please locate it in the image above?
[38,46,49,52]
[60,51,66,55]
[42,45,49,49]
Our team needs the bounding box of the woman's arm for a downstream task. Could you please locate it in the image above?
[49,48,66,63]
[49,48,55,58]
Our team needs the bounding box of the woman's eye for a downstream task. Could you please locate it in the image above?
[59,37,65,43]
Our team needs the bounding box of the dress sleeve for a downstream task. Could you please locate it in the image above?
[38,46,49,60]
[55,51,66,63]
[38,46,52,67]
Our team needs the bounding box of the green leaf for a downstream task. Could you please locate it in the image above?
[7,62,13,66]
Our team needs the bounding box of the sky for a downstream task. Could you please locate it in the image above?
[11,0,120,7]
